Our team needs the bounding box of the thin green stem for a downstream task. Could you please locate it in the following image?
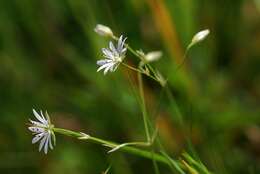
[53,127,171,165]
[174,48,190,72]
[110,35,187,174]
[164,84,184,126]
[126,45,158,79]
[152,147,161,174]
[127,44,145,61]
[121,62,159,82]
[138,71,151,142]
[124,44,158,78]
[107,141,151,153]
[113,35,161,84]
[161,151,186,174]
[137,67,161,174]
[122,62,143,74]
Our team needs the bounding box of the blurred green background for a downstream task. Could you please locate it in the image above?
[0,0,260,173]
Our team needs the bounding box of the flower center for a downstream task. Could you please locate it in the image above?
[114,55,122,63]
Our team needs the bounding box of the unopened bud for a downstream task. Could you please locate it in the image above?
[189,29,210,48]
[137,50,163,64]
[145,51,162,62]
[94,24,113,37]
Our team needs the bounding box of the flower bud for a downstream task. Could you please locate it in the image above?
[94,24,113,37]
[145,51,163,62]
[189,29,210,48]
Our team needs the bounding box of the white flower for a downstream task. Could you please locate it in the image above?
[28,109,55,154]
[97,35,127,75]
[94,24,113,37]
[189,29,210,48]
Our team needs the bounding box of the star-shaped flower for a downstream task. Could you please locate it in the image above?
[28,109,56,154]
[97,35,127,75]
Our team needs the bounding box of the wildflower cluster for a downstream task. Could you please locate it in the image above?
[94,24,167,88]
[27,24,210,174]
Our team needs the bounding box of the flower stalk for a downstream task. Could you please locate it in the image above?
[137,68,151,142]
[53,127,171,165]
[111,35,164,85]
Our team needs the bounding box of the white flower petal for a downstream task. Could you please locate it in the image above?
[32,132,45,144]
[29,120,46,127]
[40,110,48,124]
[97,59,113,66]
[97,62,114,72]
[121,48,127,54]
[102,48,113,59]
[118,36,127,52]
[109,41,117,53]
[33,109,46,124]
[39,133,48,152]
[97,60,108,66]
[29,127,44,133]
[48,133,53,150]
[117,35,123,50]
[104,65,112,75]
[112,64,119,72]
[44,133,50,154]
